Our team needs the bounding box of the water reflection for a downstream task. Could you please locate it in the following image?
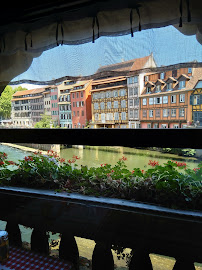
[0,144,198,171]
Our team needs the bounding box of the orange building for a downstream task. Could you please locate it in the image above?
[139,66,202,128]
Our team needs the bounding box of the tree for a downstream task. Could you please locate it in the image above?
[0,85,28,119]
[34,114,53,128]
[0,86,15,119]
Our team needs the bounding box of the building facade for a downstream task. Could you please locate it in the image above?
[190,79,202,125]
[70,80,92,128]
[30,88,45,125]
[11,89,33,127]
[12,88,46,127]
[127,54,157,128]
[91,76,128,128]
[58,81,73,128]
[139,66,202,128]
[43,88,51,116]
[49,86,59,127]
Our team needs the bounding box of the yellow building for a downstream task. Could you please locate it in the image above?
[190,79,202,125]
[91,76,128,128]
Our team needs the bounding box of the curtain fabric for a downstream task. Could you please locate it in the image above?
[0,0,201,90]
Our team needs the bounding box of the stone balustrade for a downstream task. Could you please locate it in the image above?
[0,186,201,270]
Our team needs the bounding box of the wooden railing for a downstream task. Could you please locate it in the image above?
[0,186,202,270]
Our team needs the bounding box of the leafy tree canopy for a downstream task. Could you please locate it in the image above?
[34,114,53,128]
[0,85,28,119]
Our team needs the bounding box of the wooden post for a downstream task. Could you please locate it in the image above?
[129,249,153,270]
[92,242,114,270]
[31,229,49,255]
[59,233,79,270]
[173,258,195,270]
[6,222,22,247]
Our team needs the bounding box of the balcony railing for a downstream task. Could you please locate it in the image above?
[0,186,202,270]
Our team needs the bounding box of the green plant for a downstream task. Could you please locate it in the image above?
[0,152,202,211]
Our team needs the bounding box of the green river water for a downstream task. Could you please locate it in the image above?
[0,144,201,269]
[0,144,198,170]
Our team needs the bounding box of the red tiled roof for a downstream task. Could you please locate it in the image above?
[96,55,151,73]
[13,87,45,97]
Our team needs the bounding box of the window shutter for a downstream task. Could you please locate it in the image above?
[160,97,162,104]
[200,95,202,105]
[190,95,194,105]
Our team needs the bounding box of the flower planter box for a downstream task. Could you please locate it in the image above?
[0,185,202,266]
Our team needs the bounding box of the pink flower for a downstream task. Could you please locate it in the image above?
[24,156,33,162]
[7,161,15,165]
[148,160,159,167]
[193,168,200,172]
[111,169,114,173]
[73,155,80,160]
[119,156,127,161]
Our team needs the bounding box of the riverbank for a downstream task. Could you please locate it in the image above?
[1,143,198,162]
[0,143,48,155]
[84,145,197,161]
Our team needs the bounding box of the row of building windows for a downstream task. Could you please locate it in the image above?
[14,112,31,117]
[94,112,127,121]
[59,104,71,111]
[72,91,84,99]
[13,106,30,111]
[72,110,84,117]
[129,109,139,119]
[60,113,72,120]
[142,94,185,105]
[128,76,138,84]
[143,108,185,118]
[94,100,127,110]
[32,112,42,116]
[146,80,186,94]
[52,111,59,115]
[52,103,58,108]
[31,105,43,110]
[59,95,70,102]
[51,95,57,100]
[128,87,138,96]
[73,101,84,107]
[30,98,43,103]
[129,99,139,107]
[92,89,126,100]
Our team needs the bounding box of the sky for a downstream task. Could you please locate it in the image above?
[12,25,202,85]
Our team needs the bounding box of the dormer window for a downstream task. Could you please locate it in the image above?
[160,72,165,80]
[146,86,151,93]
[167,82,172,90]
[156,85,161,92]
[179,80,186,89]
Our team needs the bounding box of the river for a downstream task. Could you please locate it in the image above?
[0,144,199,170]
